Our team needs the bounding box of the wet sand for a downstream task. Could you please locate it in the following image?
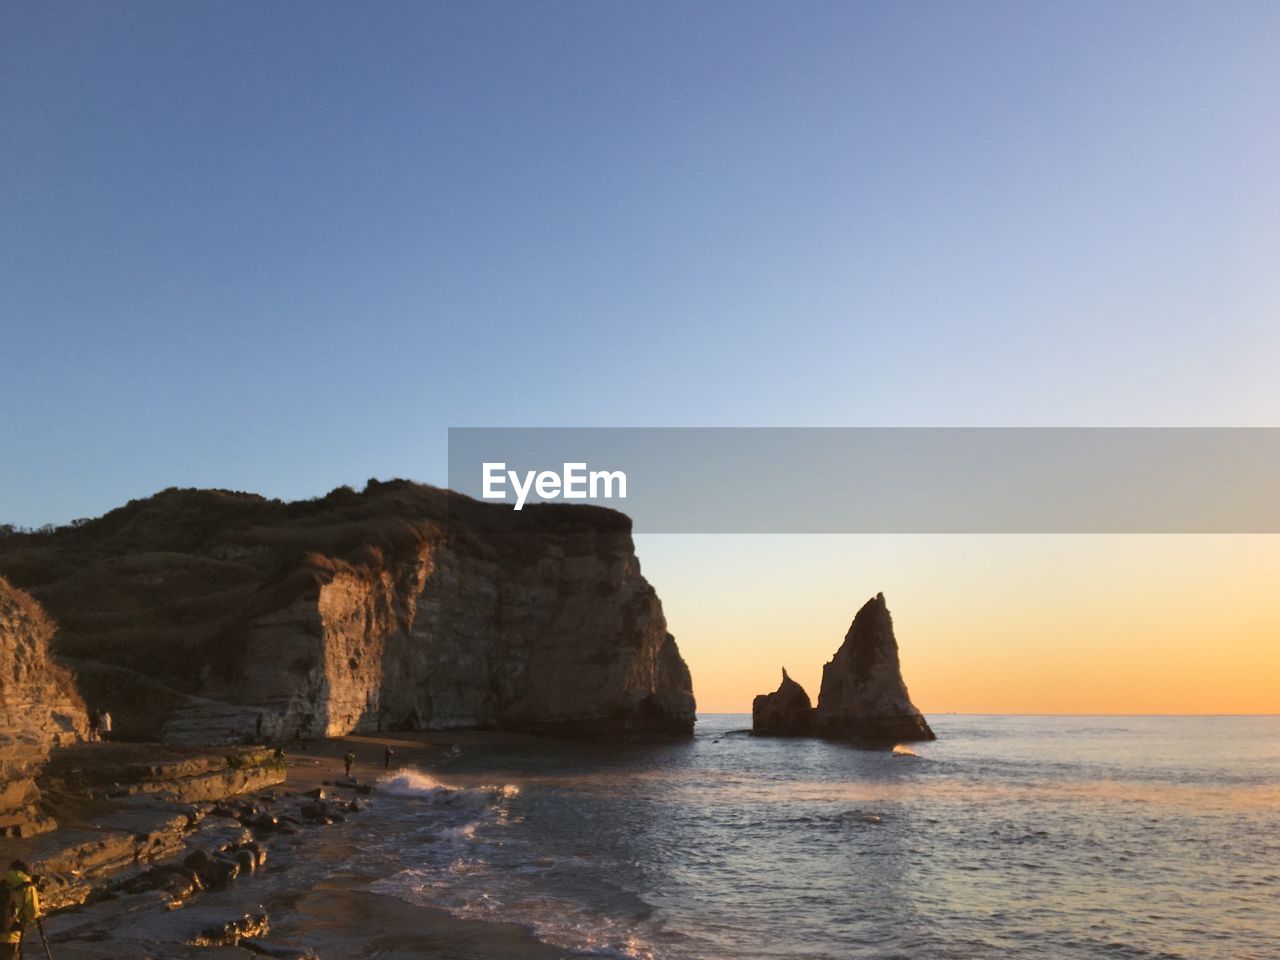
[268,730,575,958]
[269,871,570,960]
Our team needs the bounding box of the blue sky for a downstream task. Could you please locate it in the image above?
[3,1,1279,526]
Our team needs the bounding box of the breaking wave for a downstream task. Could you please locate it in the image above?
[377,767,519,806]
[353,715,1280,960]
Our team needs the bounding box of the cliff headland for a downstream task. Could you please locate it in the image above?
[0,481,696,745]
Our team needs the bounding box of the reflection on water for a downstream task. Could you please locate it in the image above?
[358,716,1279,960]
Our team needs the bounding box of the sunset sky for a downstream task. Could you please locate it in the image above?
[3,3,1279,714]
[643,534,1280,713]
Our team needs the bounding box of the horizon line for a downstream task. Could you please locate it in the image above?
[697,711,1280,718]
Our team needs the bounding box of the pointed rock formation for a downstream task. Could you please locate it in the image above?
[813,593,934,742]
[751,668,812,736]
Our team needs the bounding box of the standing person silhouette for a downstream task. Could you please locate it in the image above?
[343,750,356,779]
[2,860,40,960]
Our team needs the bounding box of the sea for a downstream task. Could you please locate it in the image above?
[351,715,1279,960]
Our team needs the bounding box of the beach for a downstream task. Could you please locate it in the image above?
[26,715,1279,960]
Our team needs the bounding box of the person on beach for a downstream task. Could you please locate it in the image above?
[2,860,41,960]
[87,709,100,743]
[383,745,394,770]
[343,750,356,778]
[99,710,112,742]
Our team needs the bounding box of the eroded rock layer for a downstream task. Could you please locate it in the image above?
[0,482,695,743]
[0,576,87,836]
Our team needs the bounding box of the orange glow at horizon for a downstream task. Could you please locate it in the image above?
[636,534,1280,716]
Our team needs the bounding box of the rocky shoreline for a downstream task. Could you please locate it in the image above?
[6,732,568,960]
[13,745,285,912]
[0,486,701,958]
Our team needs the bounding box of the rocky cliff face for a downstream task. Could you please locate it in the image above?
[750,593,934,743]
[0,482,695,744]
[814,593,934,742]
[0,576,87,837]
[751,668,812,736]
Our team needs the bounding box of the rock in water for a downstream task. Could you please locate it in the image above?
[751,668,812,736]
[813,593,934,742]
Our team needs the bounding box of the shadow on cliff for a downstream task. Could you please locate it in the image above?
[0,480,697,745]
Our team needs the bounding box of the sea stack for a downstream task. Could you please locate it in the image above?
[813,593,934,742]
[750,592,934,743]
[751,668,812,736]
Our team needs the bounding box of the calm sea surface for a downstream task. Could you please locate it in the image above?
[361,715,1280,959]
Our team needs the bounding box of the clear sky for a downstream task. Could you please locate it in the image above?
[3,2,1278,711]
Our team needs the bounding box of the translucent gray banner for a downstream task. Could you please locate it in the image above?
[446,428,1280,533]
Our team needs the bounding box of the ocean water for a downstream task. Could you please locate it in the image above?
[362,715,1280,960]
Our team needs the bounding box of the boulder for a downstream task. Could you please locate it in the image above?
[202,855,241,887]
[243,841,267,868]
[299,802,325,821]
[193,909,270,947]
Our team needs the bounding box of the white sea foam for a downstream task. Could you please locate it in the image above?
[378,767,460,798]
[368,767,663,960]
[377,767,519,806]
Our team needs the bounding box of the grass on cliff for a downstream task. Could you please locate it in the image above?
[0,480,637,718]
[0,575,87,719]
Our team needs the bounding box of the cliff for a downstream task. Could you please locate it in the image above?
[0,481,695,743]
[813,593,934,742]
[0,576,87,837]
[750,593,934,744]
